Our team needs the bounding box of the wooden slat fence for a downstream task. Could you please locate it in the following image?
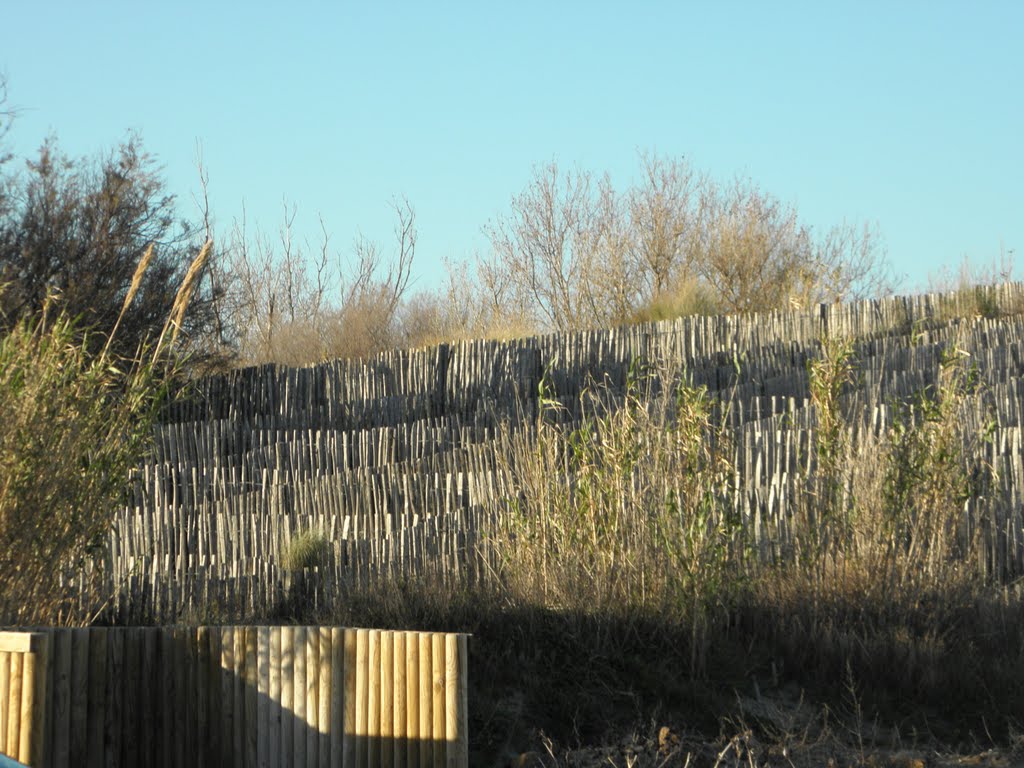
[12,285,1024,624]
[0,633,48,766]
[0,627,468,768]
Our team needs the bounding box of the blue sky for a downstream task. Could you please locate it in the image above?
[2,1,1021,293]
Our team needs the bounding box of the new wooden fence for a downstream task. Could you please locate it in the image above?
[0,626,468,768]
[0,633,48,766]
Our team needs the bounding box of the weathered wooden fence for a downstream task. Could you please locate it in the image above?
[25,283,1023,624]
[0,626,468,768]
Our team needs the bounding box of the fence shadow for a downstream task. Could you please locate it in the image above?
[1,626,468,768]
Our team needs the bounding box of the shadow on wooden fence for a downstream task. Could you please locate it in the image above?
[0,627,468,767]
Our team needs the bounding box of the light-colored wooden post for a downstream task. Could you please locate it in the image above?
[258,626,270,768]
[330,628,344,768]
[0,650,8,751]
[219,626,235,768]
[317,627,331,768]
[458,635,468,768]
[6,653,21,760]
[431,634,446,768]
[418,633,432,767]
[268,626,282,768]
[445,635,467,768]
[381,631,394,768]
[305,626,319,766]
[293,627,306,767]
[368,629,381,767]
[280,626,294,766]
[405,632,419,768]
[393,632,407,768]
[22,633,49,768]
[343,628,358,768]
[354,629,369,767]
[245,627,258,768]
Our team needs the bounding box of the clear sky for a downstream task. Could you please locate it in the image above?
[1,1,1021,294]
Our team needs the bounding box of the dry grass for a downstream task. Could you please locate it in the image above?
[0,243,208,625]
[279,527,330,572]
[463,322,1024,749]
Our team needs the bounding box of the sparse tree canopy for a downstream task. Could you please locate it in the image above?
[222,196,419,366]
[0,131,221,359]
[480,153,894,332]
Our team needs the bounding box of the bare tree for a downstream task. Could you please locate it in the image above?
[343,197,415,317]
[320,196,418,360]
[474,153,892,331]
[220,200,333,365]
[684,175,892,314]
[586,174,638,326]
[628,152,703,298]
[483,163,602,331]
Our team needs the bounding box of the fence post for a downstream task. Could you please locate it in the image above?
[0,632,49,767]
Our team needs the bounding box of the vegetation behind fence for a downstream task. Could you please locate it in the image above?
[22,284,1024,624]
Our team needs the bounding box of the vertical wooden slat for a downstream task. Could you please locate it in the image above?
[28,634,50,768]
[220,627,235,768]
[188,626,201,765]
[182,627,196,767]
[381,631,394,768]
[406,633,419,768]
[6,653,21,760]
[69,629,89,766]
[159,629,174,768]
[18,641,40,766]
[106,629,125,768]
[245,627,259,768]
[144,629,161,766]
[317,627,331,768]
[368,629,381,767]
[418,633,432,767]
[457,635,468,768]
[268,627,282,768]
[343,628,358,768]
[258,626,270,768]
[0,651,8,753]
[293,627,306,767]
[172,626,186,768]
[306,627,319,767]
[51,630,71,768]
[431,633,445,768]
[393,632,406,768]
[233,628,245,765]
[196,627,210,768]
[354,629,368,768]
[330,628,344,768]
[280,626,294,767]
[208,628,222,766]
[445,634,466,768]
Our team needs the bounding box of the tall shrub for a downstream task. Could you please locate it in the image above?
[0,242,209,624]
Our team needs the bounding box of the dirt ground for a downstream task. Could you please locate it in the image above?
[493,689,1024,768]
